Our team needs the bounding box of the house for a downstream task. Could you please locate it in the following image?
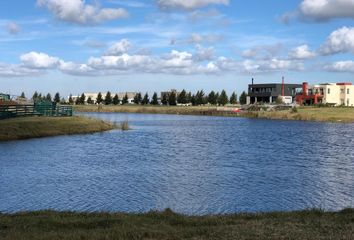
[296,82,354,106]
[247,80,301,104]
[160,89,180,99]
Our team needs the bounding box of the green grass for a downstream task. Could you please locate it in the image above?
[0,116,115,141]
[74,105,354,123]
[0,209,353,239]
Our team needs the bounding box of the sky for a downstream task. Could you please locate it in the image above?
[1,0,354,97]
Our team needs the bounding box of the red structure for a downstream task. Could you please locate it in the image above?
[296,82,323,105]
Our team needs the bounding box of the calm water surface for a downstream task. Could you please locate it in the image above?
[1,113,353,214]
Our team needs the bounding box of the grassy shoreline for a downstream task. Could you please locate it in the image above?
[0,209,353,239]
[0,116,115,142]
[75,105,354,123]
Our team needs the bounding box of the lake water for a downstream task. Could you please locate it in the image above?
[1,113,353,214]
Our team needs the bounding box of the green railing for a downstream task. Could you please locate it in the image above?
[0,104,73,120]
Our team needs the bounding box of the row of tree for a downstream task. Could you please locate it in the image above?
[70,90,248,106]
[27,90,248,106]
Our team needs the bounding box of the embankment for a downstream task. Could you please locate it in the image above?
[0,116,115,141]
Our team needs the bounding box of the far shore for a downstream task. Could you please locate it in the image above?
[0,208,353,240]
[0,116,115,142]
[74,105,354,123]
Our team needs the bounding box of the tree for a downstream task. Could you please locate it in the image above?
[75,95,80,105]
[38,93,42,100]
[68,94,74,105]
[87,96,94,104]
[239,91,247,105]
[46,93,52,102]
[208,91,217,105]
[276,96,284,105]
[32,91,38,100]
[113,94,120,105]
[177,89,187,104]
[141,93,149,105]
[191,94,196,106]
[133,92,142,104]
[122,93,129,104]
[79,93,86,104]
[104,91,112,105]
[186,92,192,103]
[230,92,237,104]
[161,93,168,105]
[196,90,206,105]
[218,90,228,106]
[151,92,159,105]
[20,92,26,98]
[96,92,103,104]
[168,92,177,106]
[60,98,66,104]
[54,92,60,103]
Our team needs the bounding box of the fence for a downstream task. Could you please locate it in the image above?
[0,104,73,120]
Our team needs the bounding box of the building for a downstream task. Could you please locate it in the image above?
[247,79,301,104]
[160,89,180,99]
[296,82,354,106]
[0,93,10,101]
[71,92,137,104]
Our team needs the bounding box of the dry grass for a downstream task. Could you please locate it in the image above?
[241,107,354,123]
[0,209,353,240]
[0,116,115,141]
[75,105,354,123]
[74,105,218,115]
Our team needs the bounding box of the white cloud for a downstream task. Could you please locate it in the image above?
[37,0,128,25]
[6,22,20,35]
[320,27,354,55]
[105,39,131,56]
[300,0,354,21]
[194,45,215,61]
[20,52,60,69]
[289,45,316,59]
[0,63,41,77]
[242,44,283,60]
[157,0,229,10]
[324,60,354,72]
[283,0,354,22]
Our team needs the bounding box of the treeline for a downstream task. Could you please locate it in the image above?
[25,89,248,106]
[25,91,66,104]
[71,90,248,106]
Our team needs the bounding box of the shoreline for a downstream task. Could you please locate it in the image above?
[74,105,354,123]
[1,208,353,239]
[0,116,115,142]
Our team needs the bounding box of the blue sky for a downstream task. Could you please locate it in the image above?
[1,0,354,97]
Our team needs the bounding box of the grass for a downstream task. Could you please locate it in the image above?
[0,209,353,239]
[241,106,354,123]
[0,116,115,141]
[74,105,354,123]
[75,104,218,115]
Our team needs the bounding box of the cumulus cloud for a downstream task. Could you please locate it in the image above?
[319,27,354,55]
[282,0,354,23]
[20,52,60,68]
[0,63,41,77]
[37,0,128,25]
[157,0,229,10]
[6,22,20,35]
[194,45,215,61]
[324,60,354,72]
[300,0,354,21]
[105,39,131,56]
[289,45,316,59]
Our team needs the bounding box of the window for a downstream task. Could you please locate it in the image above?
[347,99,350,106]
[347,89,350,94]
[341,89,345,94]
[328,88,330,94]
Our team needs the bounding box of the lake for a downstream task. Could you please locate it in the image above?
[0,113,353,215]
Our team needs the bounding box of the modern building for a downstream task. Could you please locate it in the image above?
[295,82,354,106]
[247,79,301,104]
[71,92,137,104]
